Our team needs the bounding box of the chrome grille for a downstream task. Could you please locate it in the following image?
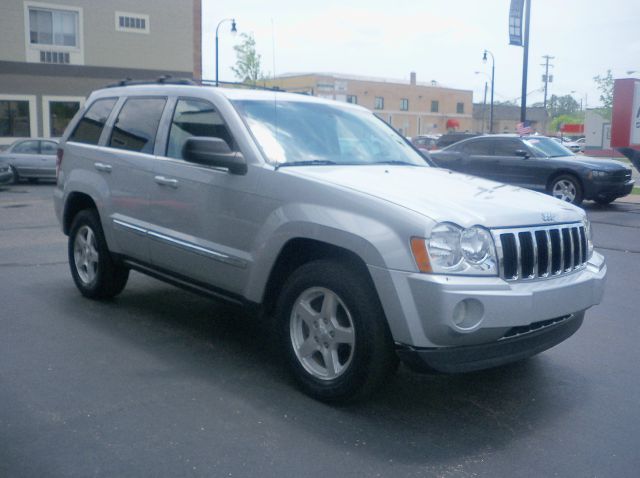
[493,223,587,281]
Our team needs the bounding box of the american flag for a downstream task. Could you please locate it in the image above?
[516,121,533,135]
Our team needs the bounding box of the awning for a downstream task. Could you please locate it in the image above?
[446,119,460,129]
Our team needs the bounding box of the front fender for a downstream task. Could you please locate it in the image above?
[243,202,417,303]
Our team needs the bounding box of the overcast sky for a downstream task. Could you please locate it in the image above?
[201,0,639,108]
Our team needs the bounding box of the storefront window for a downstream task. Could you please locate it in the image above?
[0,100,31,137]
[49,101,80,137]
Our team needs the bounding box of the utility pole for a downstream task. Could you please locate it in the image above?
[541,55,554,109]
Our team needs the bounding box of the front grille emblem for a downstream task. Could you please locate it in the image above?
[541,212,556,222]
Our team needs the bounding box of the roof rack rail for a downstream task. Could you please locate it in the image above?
[105,76,196,88]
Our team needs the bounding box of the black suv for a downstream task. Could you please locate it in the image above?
[430,135,634,205]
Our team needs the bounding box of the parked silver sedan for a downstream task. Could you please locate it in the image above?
[0,138,58,183]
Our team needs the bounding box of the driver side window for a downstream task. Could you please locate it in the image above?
[494,139,525,156]
[166,98,236,159]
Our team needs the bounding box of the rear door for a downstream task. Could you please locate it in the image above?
[457,138,503,182]
[102,96,168,263]
[9,140,41,176]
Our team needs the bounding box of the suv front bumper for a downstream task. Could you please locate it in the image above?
[397,313,584,373]
[369,251,606,369]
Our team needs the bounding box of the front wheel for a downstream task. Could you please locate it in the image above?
[68,209,129,299]
[549,174,583,206]
[276,259,398,403]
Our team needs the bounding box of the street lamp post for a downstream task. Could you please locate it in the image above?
[483,50,495,134]
[475,71,490,133]
[215,18,237,87]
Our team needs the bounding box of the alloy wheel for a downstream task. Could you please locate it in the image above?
[289,287,356,380]
[73,225,99,284]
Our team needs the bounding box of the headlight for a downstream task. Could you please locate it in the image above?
[461,227,494,264]
[583,217,594,259]
[427,223,463,269]
[591,170,609,178]
[411,223,498,276]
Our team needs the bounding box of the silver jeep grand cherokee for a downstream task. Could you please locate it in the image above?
[54,83,606,402]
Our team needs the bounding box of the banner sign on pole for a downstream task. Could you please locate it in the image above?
[509,0,525,46]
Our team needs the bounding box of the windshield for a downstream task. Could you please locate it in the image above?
[232,99,428,167]
[524,137,574,158]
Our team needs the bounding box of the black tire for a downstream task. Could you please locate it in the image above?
[68,209,129,299]
[594,196,615,205]
[548,174,583,206]
[9,166,19,184]
[276,259,398,403]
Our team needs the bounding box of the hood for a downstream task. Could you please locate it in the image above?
[285,165,584,229]
[556,156,631,171]
[549,155,631,171]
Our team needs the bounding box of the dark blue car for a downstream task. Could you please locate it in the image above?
[430,135,634,205]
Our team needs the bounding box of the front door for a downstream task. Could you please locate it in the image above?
[491,138,538,188]
[148,97,259,295]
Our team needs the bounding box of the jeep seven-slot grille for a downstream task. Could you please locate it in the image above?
[494,223,587,281]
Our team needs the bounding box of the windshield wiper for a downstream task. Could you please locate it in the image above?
[275,160,337,170]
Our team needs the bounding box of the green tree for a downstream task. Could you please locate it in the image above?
[550,114,583,132]
[547,94,580,118]
[593,70,614,109]
[231,33,263,85]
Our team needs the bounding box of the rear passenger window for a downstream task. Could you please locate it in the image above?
[463,140,493,155]
[166,99,236,159]
[109,98,166,154]
[69,98,117,145]
[13,140,40,154]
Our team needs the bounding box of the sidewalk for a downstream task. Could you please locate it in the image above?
[618,194,640,204]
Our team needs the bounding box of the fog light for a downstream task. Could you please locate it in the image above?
[452,298,484,331]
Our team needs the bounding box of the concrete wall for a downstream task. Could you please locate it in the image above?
[585,110,611,150]
[0,62,192,143]
[0,1,27,62]
[0,0,194,73]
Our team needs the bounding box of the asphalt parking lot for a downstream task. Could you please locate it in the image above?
[1,183,639,477]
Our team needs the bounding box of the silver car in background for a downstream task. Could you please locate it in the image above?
[0,138,59,183]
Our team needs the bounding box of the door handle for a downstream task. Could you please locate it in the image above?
[94,162,112,173]
[154,175,179,188]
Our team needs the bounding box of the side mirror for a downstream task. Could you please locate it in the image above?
[515,149,531,159]
[182,137,247,175]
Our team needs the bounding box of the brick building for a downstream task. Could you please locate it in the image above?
[266,72,473,137]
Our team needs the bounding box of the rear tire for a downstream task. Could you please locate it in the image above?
[68,209,129,299]
[276,259,398,403]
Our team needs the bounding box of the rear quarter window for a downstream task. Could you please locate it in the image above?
[69,98,117,145]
